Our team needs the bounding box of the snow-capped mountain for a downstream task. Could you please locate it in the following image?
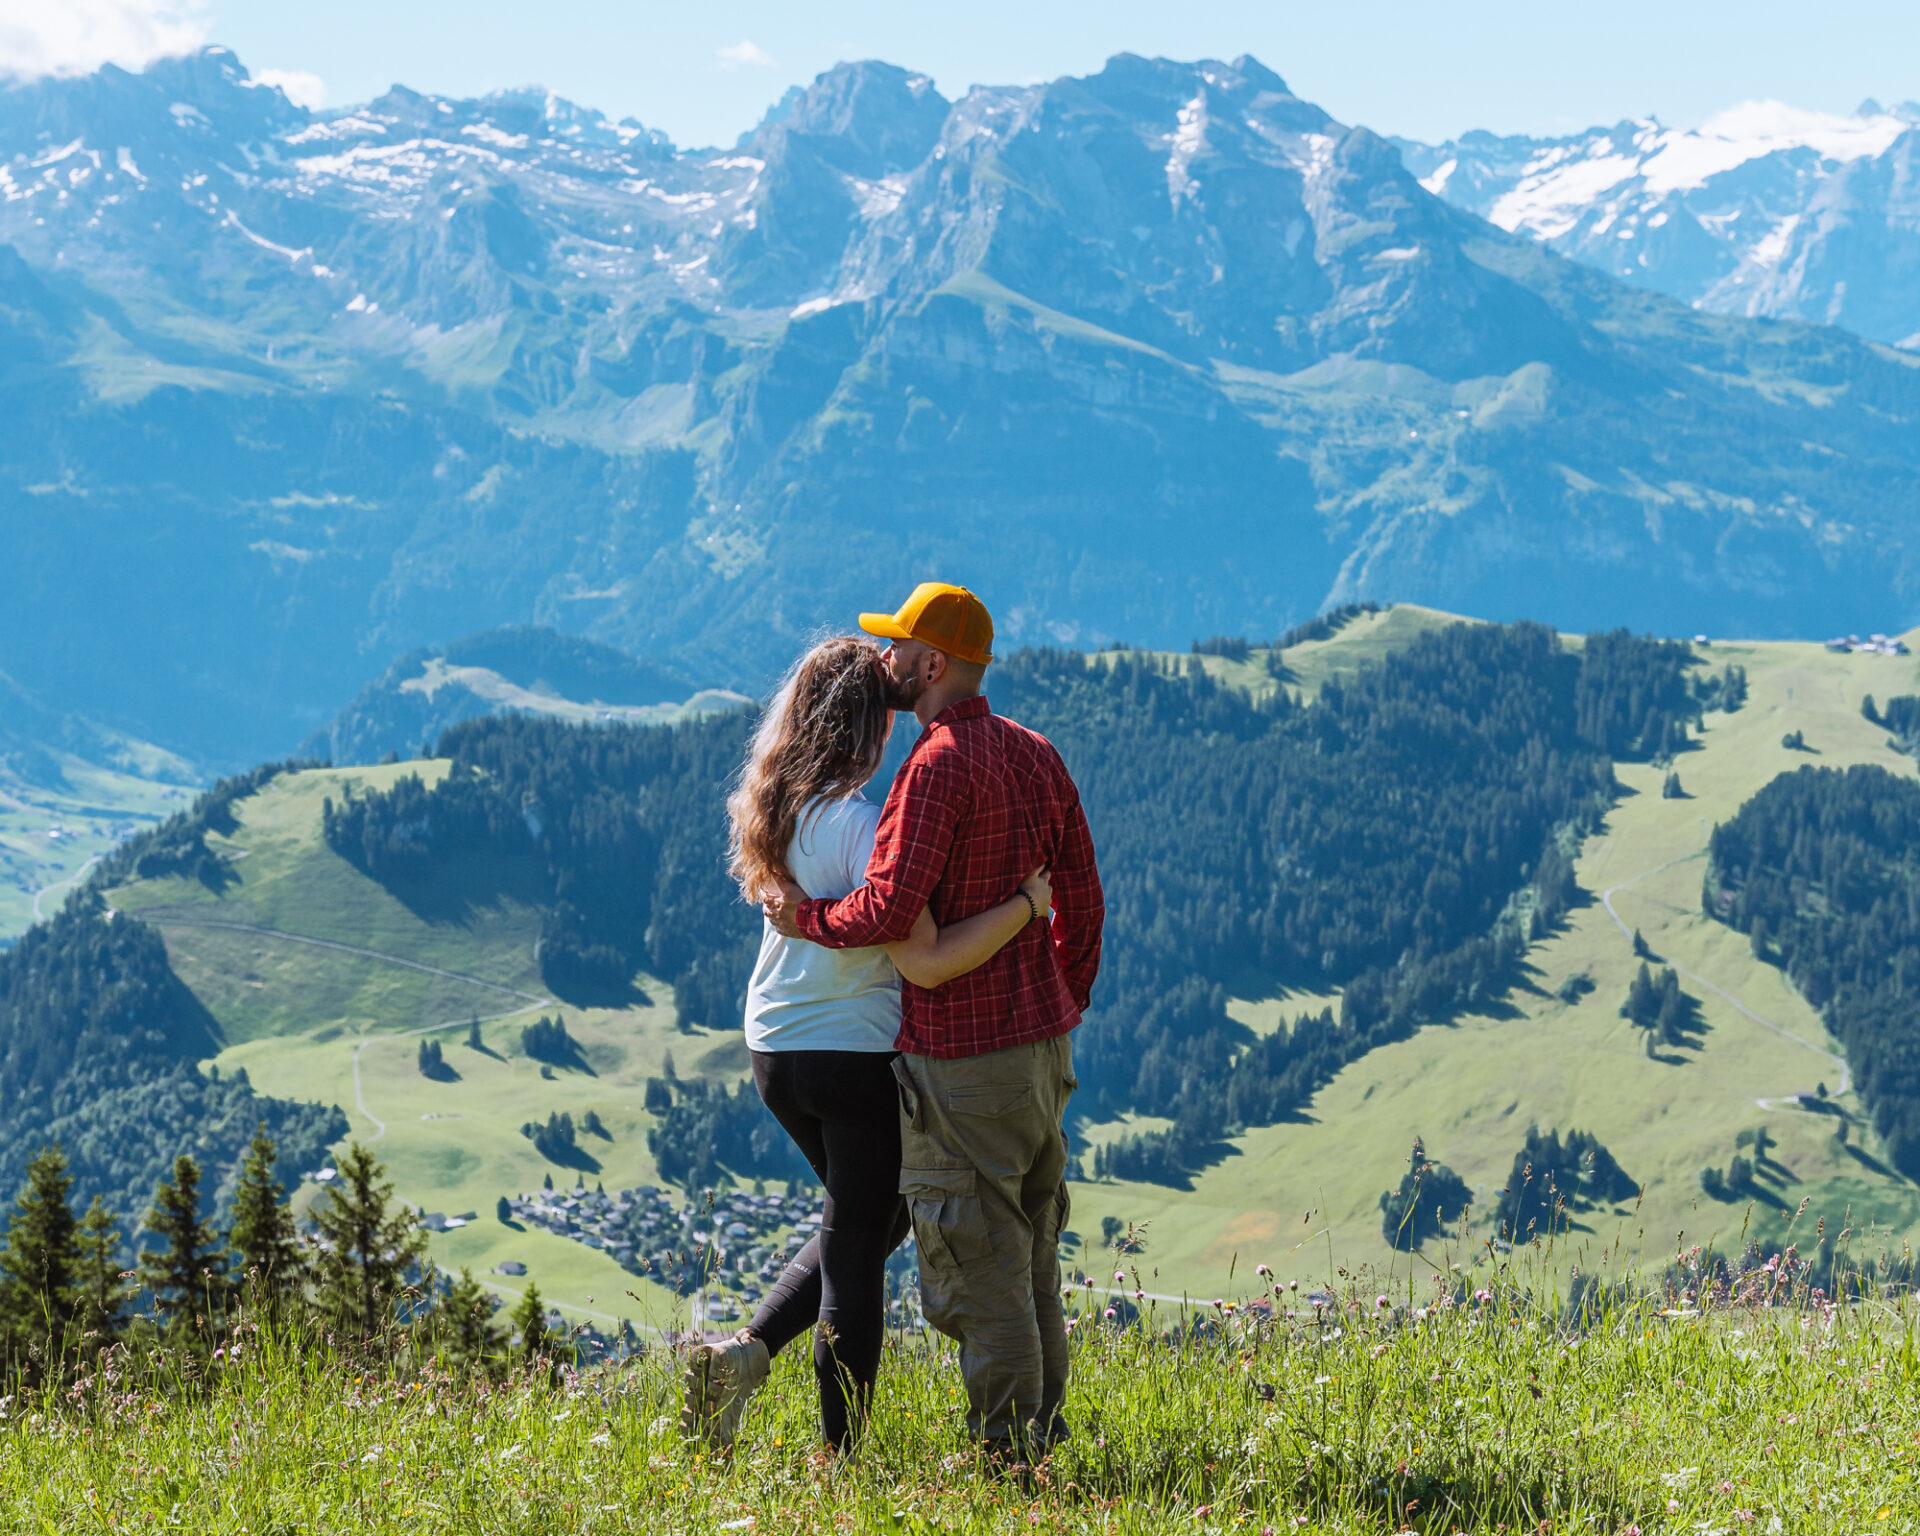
[7,50,1920,765]
[1395,100,1920,347]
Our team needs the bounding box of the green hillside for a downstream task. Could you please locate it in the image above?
[1063,630,1920,1293]
[104,760,727,1331]
[88,621,1920,1322]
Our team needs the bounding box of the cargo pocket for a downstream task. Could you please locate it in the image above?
[901,1162,991,1287]
[946,1081,1032,1118]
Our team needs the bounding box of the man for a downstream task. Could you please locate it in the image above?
[763,580,1104,1460]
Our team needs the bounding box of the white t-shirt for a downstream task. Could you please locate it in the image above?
[743,792,902,1053]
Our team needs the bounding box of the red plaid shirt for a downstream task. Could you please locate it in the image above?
[795,695,1104,1059]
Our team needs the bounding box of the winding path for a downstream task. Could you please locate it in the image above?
[147,913,553,1140]
[30,854,101,922]
[1598,852,1851,1103]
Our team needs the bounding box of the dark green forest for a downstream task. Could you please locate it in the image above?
[324,621,1704,1184]
[1706,763,1920,1176]
[0,886,344,1247]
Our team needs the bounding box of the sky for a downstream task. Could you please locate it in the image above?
[4,0,1918,148]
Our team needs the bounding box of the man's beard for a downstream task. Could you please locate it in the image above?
[882,669,926,712]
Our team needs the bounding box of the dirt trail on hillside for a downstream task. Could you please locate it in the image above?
[148,914,553,1139]
[1599,855,1851,1103]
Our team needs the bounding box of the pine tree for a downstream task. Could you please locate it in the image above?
[140,1154,226,1338]
[1622,962,1657,1027]
[73,1195,130,1347]
[310,1142,426,1347]
[228,1125,304,1320]
[0,1145,80,1358]
[441,1267,497,1370]
[510,1281,549,1358]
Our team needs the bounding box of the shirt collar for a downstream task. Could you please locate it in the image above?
[927,694,991,731]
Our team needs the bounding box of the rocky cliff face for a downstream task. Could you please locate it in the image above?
[5,50,1920,763]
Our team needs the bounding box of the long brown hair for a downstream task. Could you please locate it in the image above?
[727,635,893,898]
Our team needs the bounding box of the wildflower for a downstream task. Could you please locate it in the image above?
[1256,1264,1271,1278]
[1474,1289,1492,1302]
[1376,1295,1390,1309]
[1665,1501,1679,1515]
[1104,1308,1115,1320]
[1288,1279,1298,1291]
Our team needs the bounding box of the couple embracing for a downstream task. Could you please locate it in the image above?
[682,582,1105,1464]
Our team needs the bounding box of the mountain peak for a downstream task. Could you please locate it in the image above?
[749,59,948,176]
[1226,54,1295,99]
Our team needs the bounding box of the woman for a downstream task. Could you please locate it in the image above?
[681,634,1048,1456]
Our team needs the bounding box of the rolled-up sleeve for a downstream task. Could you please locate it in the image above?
[1047,779,1103,1012]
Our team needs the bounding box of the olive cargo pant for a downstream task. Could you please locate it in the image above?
[893,1032,1076,1452]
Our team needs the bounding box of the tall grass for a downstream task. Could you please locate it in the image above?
[5,1244,1917,1535]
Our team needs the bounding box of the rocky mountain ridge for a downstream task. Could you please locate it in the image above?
[5,50,1920,765]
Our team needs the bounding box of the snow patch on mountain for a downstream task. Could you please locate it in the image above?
[1402,98,1920,348]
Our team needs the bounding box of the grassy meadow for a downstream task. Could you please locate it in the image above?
[1061,629,1920,1298]
[6,1265,1918,1534]
[85,619,1920,1329]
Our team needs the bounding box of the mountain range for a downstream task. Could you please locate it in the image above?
[1396,99,1920,348]
[6,49,1920,766]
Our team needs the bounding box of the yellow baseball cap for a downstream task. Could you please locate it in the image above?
[859,581,995,666]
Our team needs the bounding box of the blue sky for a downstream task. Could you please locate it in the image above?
[17,1,1920,147]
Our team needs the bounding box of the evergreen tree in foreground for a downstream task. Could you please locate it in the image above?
[441,1266,499,1371]
[73,1194,130,1347]
[310,1142,426,1346]
[0,1145,80,1360]
[140,1154,227,1340]
[228,1125,304,1319]
[510,1281,549,1359]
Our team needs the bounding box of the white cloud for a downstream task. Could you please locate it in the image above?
[716,38,776,71]
[0,0,210,80]
[256,68,324,110]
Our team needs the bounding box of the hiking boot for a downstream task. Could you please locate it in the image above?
[679,1328,770,1451]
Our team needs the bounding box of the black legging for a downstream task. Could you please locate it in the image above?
[746,1048,912,1450]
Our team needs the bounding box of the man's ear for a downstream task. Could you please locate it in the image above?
[924,648,949,685]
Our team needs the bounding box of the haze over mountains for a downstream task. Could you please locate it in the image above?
[5,48,1920,765]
